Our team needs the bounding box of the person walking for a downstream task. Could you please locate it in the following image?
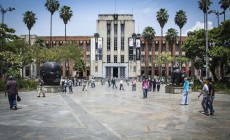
[82,79,88,91]
[152,78,156,92]
[37,77,45,97]
[119,79,124,90]
[112,78,117,89]
[142,78,149,99]
[63,77,68,94]
[198,80,209,115]
[108,78,111,87]
[208,80,215,115]
[180,77,189,105]
[68,78,73,94]
[132,78,136,91]
[5,76,19,110]
[156,78,161,92]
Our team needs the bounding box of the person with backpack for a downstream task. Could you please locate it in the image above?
[68,78,73,94]
[5,76,19,110]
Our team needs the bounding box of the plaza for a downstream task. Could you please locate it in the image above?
[0,82,229,140]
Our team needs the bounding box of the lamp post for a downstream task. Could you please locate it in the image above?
[0,4,15,24]
[205,0,209,79]
[208,10,220,27]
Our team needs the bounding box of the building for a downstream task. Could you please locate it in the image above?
[21,13,196,80]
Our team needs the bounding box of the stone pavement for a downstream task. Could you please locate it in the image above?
[0,82,230,140]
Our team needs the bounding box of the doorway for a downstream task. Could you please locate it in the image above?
[113,67,118,78]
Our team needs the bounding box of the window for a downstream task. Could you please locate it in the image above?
[141,44,145,51]
[141,55,145,63]
[95,66,98,72]
[107,55,110,63]
[95,55,98,61]
[149,43,152,52]
[114,55,117,63]
[148,55,152,62]
[107,22,111,51]
[162,44,165,52]
[133,66,136,72]
[176,44,179,52]
[121,23,125,51]
[121,55,124,63]
[86,55,90,63]
[86,42,90,51]
[80,43,83,49]
[155,44,158,51]
[133,55,136,62]
[114,24,117,51]
[168,45,172,52]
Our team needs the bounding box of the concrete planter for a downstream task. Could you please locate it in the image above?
[44,86,61,93]
[165,85,192,94]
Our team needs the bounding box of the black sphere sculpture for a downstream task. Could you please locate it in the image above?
[40,62,62,85]
[171,67,186,85]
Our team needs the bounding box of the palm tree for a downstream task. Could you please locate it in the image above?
[165,28,178,79]
[175,10,187,69]
[156,8,169,77]
[45,0,60,48]
[198,0,212,29]
[23,11,37,45]
[219,0,230,21]
[59,5,73,41]
[142,26,156,76]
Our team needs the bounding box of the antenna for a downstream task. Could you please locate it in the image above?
[138,22,139,34]
[115,0,117,13]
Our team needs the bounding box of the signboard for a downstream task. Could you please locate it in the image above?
[136,48,140,60]
[136,39,140,48]
[91,38,95,60]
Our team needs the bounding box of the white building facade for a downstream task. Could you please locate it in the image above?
[91,14,139,79]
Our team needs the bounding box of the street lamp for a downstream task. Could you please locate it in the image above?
[208,10,220,27]
[205,0,209,79]
[0,4,15,24]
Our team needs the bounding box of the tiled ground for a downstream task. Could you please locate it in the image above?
[0,82,229,140]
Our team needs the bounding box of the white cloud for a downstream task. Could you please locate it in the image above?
[184,21,214,36]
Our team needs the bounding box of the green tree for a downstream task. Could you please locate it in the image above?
[0,24,18,77]
[156,8,169,77]
[198,0,212,29]
[219,0,230,21]
[45,0,60,48]
[59,5,73,41]
[154,53,173,84]
[165,28,178,77]
[175,10,187,68]
[142,26,156,75]
[32,38,46,76]
[23,11,37,45]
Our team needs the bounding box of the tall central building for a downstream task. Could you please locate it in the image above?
[91,14,135,79]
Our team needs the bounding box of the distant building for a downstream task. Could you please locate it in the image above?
[20,13,198,80]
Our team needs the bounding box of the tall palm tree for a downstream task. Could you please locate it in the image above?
[219,0,230,21]
[23,11,37,45]
[165,28,178,78]
[45,0,60,48]
[175,10,187,69]
[59,5,73,41]
[156,8,169,77]
[142,26,156,76]
[198,0,212,29]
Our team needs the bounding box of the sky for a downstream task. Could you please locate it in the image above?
[0,0,229,37]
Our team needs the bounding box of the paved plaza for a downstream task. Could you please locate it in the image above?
[0,82,230,140]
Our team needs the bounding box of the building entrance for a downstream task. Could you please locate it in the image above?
[113,67,118,78]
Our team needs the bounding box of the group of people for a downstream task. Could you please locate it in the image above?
[181,77,215,116]
[4,75,216,116]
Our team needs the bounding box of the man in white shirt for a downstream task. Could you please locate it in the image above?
[119,79,124,90]
[198,80,209,114]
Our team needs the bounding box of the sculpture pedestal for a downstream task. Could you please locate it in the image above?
[44,86,61,93]
[165,86,183,94]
